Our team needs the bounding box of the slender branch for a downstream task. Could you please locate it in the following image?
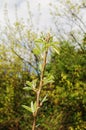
[32,34,50,130]
[70,33,84,52]
[32,117,36,130]
[11,48,38,71]
[37,48,48,107]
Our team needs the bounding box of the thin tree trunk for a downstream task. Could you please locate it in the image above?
[32,117,36,130]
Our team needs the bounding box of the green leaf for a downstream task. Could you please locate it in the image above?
[33,101,37,112]
[22,101,37,114]
[31,101,37,113]
[26,81,32,87]
[41,95,48,104]
[51,41,59,45]
[53,46,60,54]
[35,38,43,43]
[31,101,34,113]
[25,79,37,92]
[33,48,40,55]
[43,74,54,86]
[33,43,41,55]
[32,79,37,89]
[22,105,32,113]
[23,87,32,91]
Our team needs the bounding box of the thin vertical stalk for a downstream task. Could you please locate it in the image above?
[32,117,36,130]
[32,33,50,130]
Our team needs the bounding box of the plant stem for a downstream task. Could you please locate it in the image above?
[32,49,48,130]
[32,34,50,130]
[37,49,48,108]
[32,116,36,130]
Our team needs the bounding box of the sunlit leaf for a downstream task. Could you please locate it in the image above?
[31,101,34,113]
[41,94,48,104]
[22,105,32,113]
[26,81,32,87]
[23,87,32,91]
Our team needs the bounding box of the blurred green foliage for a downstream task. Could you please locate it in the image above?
[46,41,86,130]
